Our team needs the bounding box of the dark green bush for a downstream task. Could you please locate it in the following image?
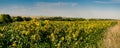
[0,14,12,23]
[23,17,32,21]
[12,16,32,22]
[15,16,24,21]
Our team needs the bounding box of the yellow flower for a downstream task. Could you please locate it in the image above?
[57,43,60,48]
[31,34,40,40]
[25,31,30,35]
[21,31,30,35]
[31,35,36,40]
[72,33,76,38]
[1,26,5,31]
[44,20,49,24]
[50,33,55,41]
[69,29,72,33]
[35,22,40,26]
[75,42,78,45]
[12,42,16,47]
[51,33,54,37]
[61,37,64,41]
[0,33,5,38]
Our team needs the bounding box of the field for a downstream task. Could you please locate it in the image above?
[0,19,117,48]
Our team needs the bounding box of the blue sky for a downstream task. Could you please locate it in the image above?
[0,0,120,19]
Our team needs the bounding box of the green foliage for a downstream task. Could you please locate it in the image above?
[0,15,4,23]
[12,16,32,22]
[15,16,24,21]
[23,17,32,21]
[0,14,12,23]
[0,20,117,48]
[39,17,87,21]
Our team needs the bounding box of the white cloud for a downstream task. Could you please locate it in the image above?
[94,0,120,4]
[35,2,79,7]
[94,1,113,4]
[0,2,79,16]
[0,2,120,19]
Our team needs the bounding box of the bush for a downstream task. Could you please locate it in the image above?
[16,16,24,21]
[12,16,32,22]
[0,14,12,23]
[23,17,32,21]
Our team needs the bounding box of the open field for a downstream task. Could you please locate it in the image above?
[0,0,120,48]
[0,20,117,48]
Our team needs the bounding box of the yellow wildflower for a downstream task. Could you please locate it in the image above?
[12,42,16,47]
[35,22,40,26]
[75,42,78,45]
[72,33,76,38]
[24,31,30,35]
[61,37,64,41]
[51,33,55,41]
[51,33,54,37]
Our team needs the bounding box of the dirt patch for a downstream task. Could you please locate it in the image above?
[101,21,120,48]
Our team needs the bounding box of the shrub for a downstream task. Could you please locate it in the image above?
[0,14,12,23]
[23,17,32,21]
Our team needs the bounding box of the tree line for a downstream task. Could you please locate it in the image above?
[0,14,116,24]
[0,14,32,24]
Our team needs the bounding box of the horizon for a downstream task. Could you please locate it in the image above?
[0,0,120,19]
[5,14,117,20]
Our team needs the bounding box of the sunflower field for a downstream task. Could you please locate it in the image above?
[0,19,117,48]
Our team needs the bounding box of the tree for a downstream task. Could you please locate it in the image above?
[0,14,12,23]
[15,16,24,21]
[23,17,32,21]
